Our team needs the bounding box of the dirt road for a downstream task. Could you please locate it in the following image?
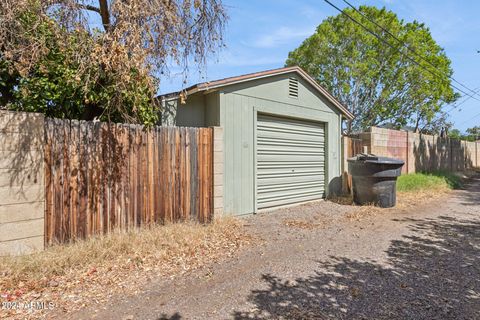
[72,176,480,319]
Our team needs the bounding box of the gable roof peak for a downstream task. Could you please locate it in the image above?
[160,66,353,119]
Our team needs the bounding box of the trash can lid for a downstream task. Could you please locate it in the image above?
[347,154,405,165]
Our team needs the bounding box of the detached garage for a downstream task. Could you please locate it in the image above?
[160,66,353,215]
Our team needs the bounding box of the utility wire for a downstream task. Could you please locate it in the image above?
[342,0,480,98]
[341,0,480,123]
[444,87,480,113]
[323,0,480,103]
[457,108,480,126]
[456,111,480,127]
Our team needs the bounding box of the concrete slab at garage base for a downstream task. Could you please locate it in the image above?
[160,66,353,216]
[256,199,325,214]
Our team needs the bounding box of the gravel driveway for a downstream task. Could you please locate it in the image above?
[73,175,480,320]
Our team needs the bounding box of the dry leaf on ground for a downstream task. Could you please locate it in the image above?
[0,217,253,319]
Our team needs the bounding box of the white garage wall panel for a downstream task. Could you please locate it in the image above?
[256,114,326,209]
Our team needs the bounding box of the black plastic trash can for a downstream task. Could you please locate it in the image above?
[347,154,404,208]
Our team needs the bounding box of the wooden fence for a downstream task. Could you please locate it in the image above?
[44,119,213,245]
[342,136,364,193]
[342,128,480,194]
[344,136,364,159]
[349,127,480,174]
[343,127,480,176]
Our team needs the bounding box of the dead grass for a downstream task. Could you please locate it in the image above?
[345,186,451,221]
[0,216,252,319]
[283,218,326,230]
[345,204,382,221]
[327,194,354,205]
[396,189,450,209]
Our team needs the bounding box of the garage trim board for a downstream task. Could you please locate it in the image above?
[256,113,326,210]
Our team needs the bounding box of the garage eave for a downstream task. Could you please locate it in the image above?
[158,66,354,120]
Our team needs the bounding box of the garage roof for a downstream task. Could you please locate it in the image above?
[160,66,354,120]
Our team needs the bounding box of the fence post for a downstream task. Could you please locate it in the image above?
[476,140,479,168]
[406,131,409,173]
[341,136,350,194]
[450,138,453,171]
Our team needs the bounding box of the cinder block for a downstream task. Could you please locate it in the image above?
[0,150,44,170]
[213,208,224,216]
[212,126,224,141]
[375,140,388,147]
[214,185,223,197]
[0,131,43,151]
[214,173,223,186]
[213,151,224,164]
[213,140,223,152]
[0,218,44,242]
[213,162,224,175]
[0,235,44,256]
[0,111,44,133]
[0,167,44,187]
[0,184,44,205]
[213,196,223,209]
[0,201,44,223]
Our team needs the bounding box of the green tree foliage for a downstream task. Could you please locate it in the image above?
[286,6,457,134]
[1,11,152,123]
[466,126,480,141]
[0,0,226,126]
[447,126,480,141]
[448,129,463,140]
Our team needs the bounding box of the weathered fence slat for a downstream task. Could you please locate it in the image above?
[344,127,480,176]
[45,119,214,245]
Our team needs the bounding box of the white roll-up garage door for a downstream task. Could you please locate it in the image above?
[256,114,326,210]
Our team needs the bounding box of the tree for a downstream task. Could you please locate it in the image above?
[446,126,480,141]
[466,126,480,141]
[0,0,226,125]
[286,6,457,134]
[420,111,452,136]
[448,128,462,140]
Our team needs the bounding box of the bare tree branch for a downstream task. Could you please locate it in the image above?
[78,3,100,14]
[98,0,110,31]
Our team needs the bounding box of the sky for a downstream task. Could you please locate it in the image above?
[159,0,480,132]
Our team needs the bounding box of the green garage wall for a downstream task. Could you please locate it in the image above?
[217,73,343,215]
[164,71,345,216]
[205,92,220,127]
[162,93,206,127]
[163,91,220,128]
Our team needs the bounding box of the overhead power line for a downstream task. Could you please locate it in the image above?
[445,87,480,114]
[456,111,480,127]
[322,0,480,103]
[341,0,480,98]
[457,113,480,126]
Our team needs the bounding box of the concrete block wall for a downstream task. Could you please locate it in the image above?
[367,127,409,173]
[408,132,441,173]
[355,127,480,174]
[0,111,45,256]
[212,127,224,216]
